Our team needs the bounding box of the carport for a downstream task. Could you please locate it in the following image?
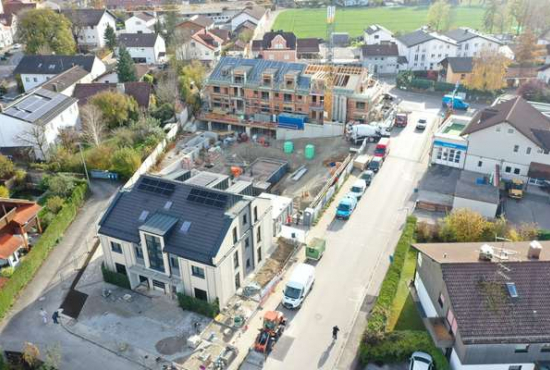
[528,162,550,187]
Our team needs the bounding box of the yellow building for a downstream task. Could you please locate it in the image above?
[440,57,473,84]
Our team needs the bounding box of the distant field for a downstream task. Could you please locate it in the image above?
[272,6,486,39]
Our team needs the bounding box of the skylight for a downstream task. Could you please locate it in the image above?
[506,282,518,298]
[180,221,191,234]
[164,201,173,210]
[138,210,149,222]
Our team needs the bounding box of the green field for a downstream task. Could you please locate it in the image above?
[272,6,486,39]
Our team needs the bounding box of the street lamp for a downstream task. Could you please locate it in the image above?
[77,143,90,184]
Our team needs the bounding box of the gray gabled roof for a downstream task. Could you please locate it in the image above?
[444,28,501,45]
[118,33,160,47]
[443,57,473,73]
[13,55,98,75]
[98,175,246,266]
[397,29,456,47]
[61,9,115,27]
[2,88,77,125]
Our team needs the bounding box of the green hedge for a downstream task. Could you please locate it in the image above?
[177,293,220,318]
[538,229,550,241]
[101,263,130,289]
[410,78,433,90]
[0,183,88,319]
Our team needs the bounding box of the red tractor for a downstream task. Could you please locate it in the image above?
[254,311,286,354]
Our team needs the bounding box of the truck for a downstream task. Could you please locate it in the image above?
[507,179,524,199]
[374,137,390,158]
[336,194,358,220]
[442,95,469,110]
[353,154,371,171]
[394,113,408,127]
[347,124,381,145]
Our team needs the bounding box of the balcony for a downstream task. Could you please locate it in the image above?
[424,317,455,348]
[198,111,277,130]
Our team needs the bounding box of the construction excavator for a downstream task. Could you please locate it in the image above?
[253,311,287,354]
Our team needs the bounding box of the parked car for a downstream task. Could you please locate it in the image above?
[282,264,315,309]
[374,137,390,158]
[360,170,375,186]
[11,43,22,50]
[368,156,384,173]
[350,179,367,200]
[416,118,428,131]
[409,351,433,370]
[335,194,358,220]
[442,95,469,110]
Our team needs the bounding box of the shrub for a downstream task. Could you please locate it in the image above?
[177,293,220,318]
[46,196,64,214]
[538,229,550,241]
[0,155,14,179]
[151,103,175,123]
[0,186,8,198]
[101,263,130,289]
[1,267,14,278]
[0,183,88,318]
[14,169,27,184]
[111,147,141,179]
[47,175,75,197]
[85,145,114,171]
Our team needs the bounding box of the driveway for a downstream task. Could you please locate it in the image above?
[0,181,140,370]
[503,192,550,229]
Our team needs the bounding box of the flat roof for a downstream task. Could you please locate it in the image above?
[244,158,288,184]
[437,115,470,137]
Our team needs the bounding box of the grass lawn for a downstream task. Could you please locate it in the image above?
[388,248,424,331]
[272,6,486,39]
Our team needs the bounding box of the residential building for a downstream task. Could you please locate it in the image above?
[0,199,42,272]
[331,32,349,47]
[0,89,79,159]
[13,55,106,92]
[296,38,321,60]
[38,65,92,96]
[444,27,502,58]
[251,31,320,62]
[439,57,473,84]
[538,64,550,84]
[431,115,470,169]
[72,82,153,109]
[104,0,166,11]
[361,42,402,75]
[225,39,247,57]
[61,9,117,50]
[0,21,12,48]
[336,0,368,7]
[97,174,274,306]
[94,64,151,84]
[395,28,457,71]
[117,33,166,64]
[176,29,226,65]
[199,57,380,136]
[412,240,550,370]
[230,5,266,32]
[180,1,252,24]
[461,96,550,186]
[1,0,36,39]
[124,12,156,34]
[258,193,292,237]
[363,24,394,45]
[176,15,214,36]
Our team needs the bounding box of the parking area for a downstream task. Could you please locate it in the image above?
[502,192,550,229]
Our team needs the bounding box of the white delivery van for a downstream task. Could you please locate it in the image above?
[282,263,315,309]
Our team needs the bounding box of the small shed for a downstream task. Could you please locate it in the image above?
[452,173,500,219]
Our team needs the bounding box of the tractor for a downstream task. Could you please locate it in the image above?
[253,311,286,354]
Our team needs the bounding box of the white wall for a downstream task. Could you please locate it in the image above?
[90,57,107,79]
[124,16,155,34]
[456,36,500,58]
[362,55,399,74]
[21,74,54,92]
[364,29,394,45]
[124,36,165,64]
[452,198,498,219]
[276,122,345,140]
[414,271,438,318]
[449,349,535,370]
[77,12,117,48]
[177,39,217,62]
[397,37,457,71]
[0,25,13,48]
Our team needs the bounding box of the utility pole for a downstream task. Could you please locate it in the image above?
[78,143,90,184]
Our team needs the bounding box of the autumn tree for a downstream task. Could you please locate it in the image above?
[440,208,491,242]
[465,49,510,91]
[179,61,206,115]
[81,104,106,147]
[117,45,137,82]
[90,91,138,129]
[427,0,452,32]
[111,147,142,178]
[515,29,545,66]
[238,29,254,44]
[16,9,76,55]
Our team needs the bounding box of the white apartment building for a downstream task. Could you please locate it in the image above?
[124,12,156,34]
[444,28,502,57]
[97,175,274,307]
[117,33,166,64]
[395,29,457,71]
[363,24,394,45]
[61,9,117,49]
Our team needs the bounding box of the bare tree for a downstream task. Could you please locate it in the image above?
[81,104,106,147]
[16,124,49,160]
[155,70,179,107]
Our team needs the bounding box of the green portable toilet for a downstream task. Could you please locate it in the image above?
[284,141,294,154]
[305,144,315,159]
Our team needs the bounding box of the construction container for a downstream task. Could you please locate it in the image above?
[305,144,315,160]
[284,141,294,154]
[278,113,307,130]
[306,238,326,261]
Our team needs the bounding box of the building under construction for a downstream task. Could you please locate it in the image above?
[199,57,382,136]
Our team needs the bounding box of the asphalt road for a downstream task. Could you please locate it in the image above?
[263,90,444,370]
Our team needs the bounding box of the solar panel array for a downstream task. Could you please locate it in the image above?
[137,177,176,196]
[3,89,71,123]
[187,188,228,209]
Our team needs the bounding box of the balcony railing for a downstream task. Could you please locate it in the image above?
[198,111,277,129]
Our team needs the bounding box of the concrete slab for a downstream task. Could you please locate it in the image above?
[503,193,550,229]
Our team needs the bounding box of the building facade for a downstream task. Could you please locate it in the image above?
[396,29,457,71]
[444,28,502,58]
[361,42,401,75]
[61,9,117,49]
[117,33,166,64]
[98,174,274,307]
[363,24,394,45]
[124,12,156,34]
[251,31,320,62]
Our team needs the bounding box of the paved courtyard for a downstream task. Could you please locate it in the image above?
[503,192,550,230]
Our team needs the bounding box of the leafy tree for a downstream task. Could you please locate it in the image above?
[17,9,76,55]
[46,196,64,214]
[515,29,545,66]
[0,185,9,198]
[517,80,550,103]
[85,145,114,170]
[90,91,138,129]
[484,0,510,33]
[440,209,491,242]
[465,49,509,91]
[111,147,142,178]
[151,103,175,123]
[47,174,75,197]
[0,155,14,179]
[427,0,452,32]
[104,24,117,51]
[238,29,254,43]
[116,45,137,82]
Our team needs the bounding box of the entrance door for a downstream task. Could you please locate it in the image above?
[194,288,208,301]
[139,275,149,288]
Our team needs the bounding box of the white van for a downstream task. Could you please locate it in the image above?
[282,263,315,309]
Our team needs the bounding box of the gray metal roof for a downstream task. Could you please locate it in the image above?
[454,171,499,204]
[139,212,179,236]
[444,28,501,45]
[13,55,98,75]
[2,88,77,124]
[118,33,160,47]
[443,57,473,73]
[98,175,246,266]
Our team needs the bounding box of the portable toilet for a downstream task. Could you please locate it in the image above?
[284,141,294,154]
[305,144,315,159]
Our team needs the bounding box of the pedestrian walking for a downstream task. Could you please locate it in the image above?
[52,310,59,324]
[332,325,340,341]
[39,308,48,324]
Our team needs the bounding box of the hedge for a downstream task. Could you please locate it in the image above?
[177,293,220,318]
[360,216,450,370]
[538,229,550,241]
[0,183,88,319]
[101,263,131,289]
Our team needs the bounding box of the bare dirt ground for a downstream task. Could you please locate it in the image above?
[254,238,297,287]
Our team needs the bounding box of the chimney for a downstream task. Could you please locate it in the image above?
[528,240,542,259]
[479,244,494,261]
[52,83,58,92]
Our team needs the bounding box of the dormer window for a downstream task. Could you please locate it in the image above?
[144,234,165,273]
[263,76,271,86]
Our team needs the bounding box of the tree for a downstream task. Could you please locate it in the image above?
[0,155,14,179]
[156,71,179,107]
[484,0,510,33]
[427,0,452,32]
[90,91,138,129]
[507,0,529,35]
[58,127,80,152]
[16,125,49,160]
[17,9,76,55]
[48,174,75,197]
[111,147,142,178]
[440,209,491,242]
[81,104,106,147]
[465,49,510,91]
[117,45,137,83]
[238,29,254,44]
[104,24,117,51]
[0,186,9,198]
[515,29,545,66]
[517,80,550,103]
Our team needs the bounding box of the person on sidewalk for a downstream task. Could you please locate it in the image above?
[52,310,59,324]
[332,325,340,341]
[39,308,48,324]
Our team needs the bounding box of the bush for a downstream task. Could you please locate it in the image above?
[410,78,434,90]
[177,293,220,318]
[538,229,550,241]
[14,169,27,184]
[151,103,175,123]
[46,196,64,214]
[47,175,75,197]
[111,147,141,179]
[85,145,114,171]
[101,263,130,289]
[0,186,8,198]
[0,155,14,179]
[1,267,14,278]
[0,183,88,318]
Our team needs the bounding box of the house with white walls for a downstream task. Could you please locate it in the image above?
[97,174,274,306]
[117,33,166,64]
[395,28,457,71]
[61,9,117,50]
[230,5,266,32]
[13,55,106,92]
[444,28,502,58]
[176,29,225,65]
[124,12,156,34]
[363,24,394,45]
[0,89,80,159]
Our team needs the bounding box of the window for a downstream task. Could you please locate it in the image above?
[261,91,269,100]
[355,101,366,110]
[235,272,241,289]
[509,367,522,370]
[508,128,514,134]
[111,241,122,254]
[232,226,238,244]
[478,160,483,168]
[514,345,529,353]
[152,280,165,290]
[246,258,251,269]
[245,238,250,249]
[257,246,262,262]
[170,256,179,271]
[134,245,144,259]
[438,293,445,308]
[514,168,520,175]
[243,214,248,225]
[256,226,262,243]
[254,206,258,222]
[33,77,37,82]
[284,93,292,102]
[191,266,205,279]
[213,86,220,93]
[526,147,532,154]
[145,234,165,273]
[194,288,208,301]
[115,263,127,275]
[513,145,519,152]
[505,166,512,173]
[233,251,240,269]
[541,344,550,353]
[496,126,501,132]
[25,77,30,82]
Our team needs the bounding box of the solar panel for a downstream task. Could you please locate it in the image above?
[186,188,228,209]
[137,177,176,196]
